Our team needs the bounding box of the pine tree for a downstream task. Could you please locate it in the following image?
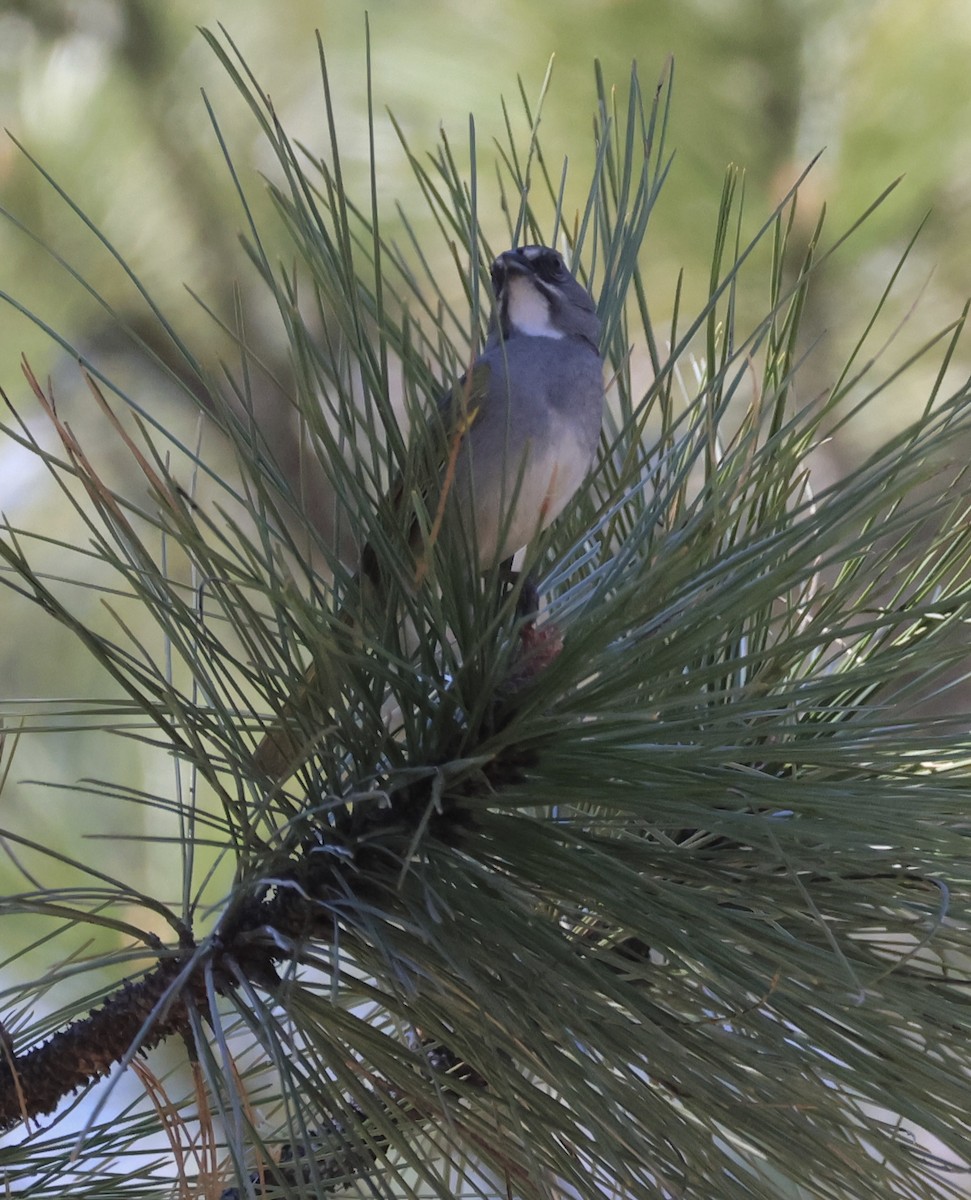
[2,27,971,1200]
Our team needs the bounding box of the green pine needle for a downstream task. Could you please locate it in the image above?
[1,23,971,1200]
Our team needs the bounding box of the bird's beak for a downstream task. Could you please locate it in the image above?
[493,250,532,277]
[490,249,532,298]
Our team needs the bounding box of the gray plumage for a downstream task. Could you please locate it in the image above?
[255,245,604,777]
[439,244,605,567]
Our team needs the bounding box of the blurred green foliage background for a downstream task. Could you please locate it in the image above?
[3,9,971,1190]
[4,1,971,460]
[2,0,971,892]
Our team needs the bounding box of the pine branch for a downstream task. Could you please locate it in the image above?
[3,25,971,1200]
[0,956,205,1131]
[0,631,550,1133]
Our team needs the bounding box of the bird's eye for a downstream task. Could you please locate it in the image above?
[535,251,565,282]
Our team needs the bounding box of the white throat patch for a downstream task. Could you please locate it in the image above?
[505,276,564,339]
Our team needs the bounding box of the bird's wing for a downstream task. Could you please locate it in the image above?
[360,358,492,586]
[253,361,494,780]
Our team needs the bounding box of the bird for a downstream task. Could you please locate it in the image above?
[254,244,604,778]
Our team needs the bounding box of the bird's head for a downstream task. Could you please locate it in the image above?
[489,245,600,351]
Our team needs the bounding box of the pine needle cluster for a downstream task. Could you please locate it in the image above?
[1,25,971,1200]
